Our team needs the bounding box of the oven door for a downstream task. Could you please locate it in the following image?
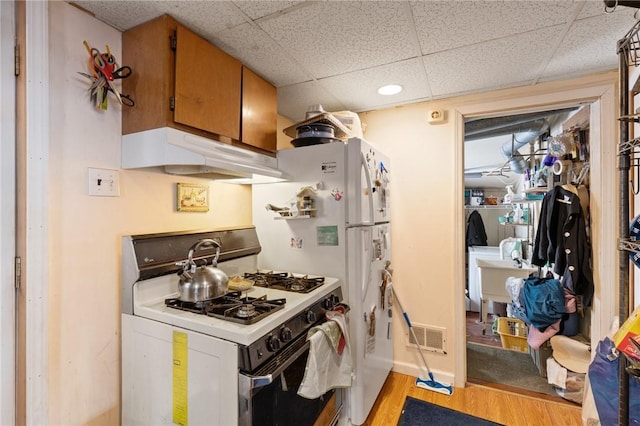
[238,334,338,426]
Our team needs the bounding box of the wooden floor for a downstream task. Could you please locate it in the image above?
[361,312,581,424]
[363,371,583,426]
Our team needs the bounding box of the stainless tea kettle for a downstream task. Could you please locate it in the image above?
[176,239,229,302]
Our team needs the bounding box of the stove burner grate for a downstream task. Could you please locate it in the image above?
[164,291,286,325]
[244,271,325,293]
[236,303,256,318]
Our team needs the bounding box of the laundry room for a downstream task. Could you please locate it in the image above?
[464,105,592,401]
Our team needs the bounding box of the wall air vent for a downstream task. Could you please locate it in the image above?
[406,324,447,354]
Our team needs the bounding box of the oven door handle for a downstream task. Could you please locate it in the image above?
[239,339,310,394]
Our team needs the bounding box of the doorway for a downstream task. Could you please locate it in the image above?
[453,79,617,399]
[462,105,591,399]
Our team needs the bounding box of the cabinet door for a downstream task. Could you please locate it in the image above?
[122,15,175,135]
[174,24,241,141]
[241,67,277,152]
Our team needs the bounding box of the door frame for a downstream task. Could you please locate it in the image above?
[1,1,16,424]
[16,1,50,423]
[453,77,618,386]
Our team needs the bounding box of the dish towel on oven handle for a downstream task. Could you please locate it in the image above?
[297,311,353,399]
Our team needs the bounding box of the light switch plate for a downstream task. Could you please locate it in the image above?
[88,167,120,196]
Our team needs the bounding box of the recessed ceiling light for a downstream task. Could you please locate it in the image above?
[377,84,402,96]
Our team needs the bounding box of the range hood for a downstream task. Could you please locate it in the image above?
[121,127,288,184]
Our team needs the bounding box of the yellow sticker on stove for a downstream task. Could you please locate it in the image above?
[173,331,188,426]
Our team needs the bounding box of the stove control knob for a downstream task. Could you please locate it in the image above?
[266,335,281,352]
[280,327,293,343]
[323,295,339,310]
[306,310,317,324]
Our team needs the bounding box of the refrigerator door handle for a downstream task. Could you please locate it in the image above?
[360,152,375,225]
[360,227,373,302]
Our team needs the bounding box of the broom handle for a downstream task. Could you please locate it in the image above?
[392,286,434,376]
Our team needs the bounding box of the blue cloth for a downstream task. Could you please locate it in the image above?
[588,337,640,425]
[522,277,565,330]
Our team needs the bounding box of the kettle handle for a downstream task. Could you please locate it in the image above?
[186,239,221,269]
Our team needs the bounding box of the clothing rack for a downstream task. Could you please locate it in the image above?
[615,16,640,426]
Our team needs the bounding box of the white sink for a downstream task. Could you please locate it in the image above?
[475,258,537,331]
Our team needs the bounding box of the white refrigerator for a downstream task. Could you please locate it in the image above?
[252,137,393,425]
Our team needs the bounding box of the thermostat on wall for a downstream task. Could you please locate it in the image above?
[428,109,446,124]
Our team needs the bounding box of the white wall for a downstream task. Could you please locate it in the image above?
[360,72,618,386]
[359,103,461,378]
[47,3,251,424]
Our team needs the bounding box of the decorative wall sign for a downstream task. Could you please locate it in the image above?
[177,183,209,212]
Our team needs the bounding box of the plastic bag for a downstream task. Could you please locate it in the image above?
[587,337,640,425]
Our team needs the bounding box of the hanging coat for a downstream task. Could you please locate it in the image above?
[466,210,488,249]
[532,186,594,307]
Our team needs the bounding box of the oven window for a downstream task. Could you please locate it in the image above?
[251,347,334,426]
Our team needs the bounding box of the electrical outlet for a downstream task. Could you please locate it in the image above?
[88,167,120,197]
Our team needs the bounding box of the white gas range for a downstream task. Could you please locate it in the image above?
[121,227,345,426]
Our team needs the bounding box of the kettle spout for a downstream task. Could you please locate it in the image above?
[176,267,192,280]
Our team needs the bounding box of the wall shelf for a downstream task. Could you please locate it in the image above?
[465,204,517,209]
[274,215,312,220]
[465,202,533,209]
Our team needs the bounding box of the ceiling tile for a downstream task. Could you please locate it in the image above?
[74,0,640,121]
[542,11,637,80]
[411,0,575,54]
[74,1,245,33]
[277,81,348,122]
[423,27,561,97]
[231,1,304,20]
[319,58,432,112]
[173,2,246,35]
[212,23,311,87]
[257,2,420,79]
[73,1,164,31]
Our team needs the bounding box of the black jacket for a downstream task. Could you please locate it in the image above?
[532,186,593,307]
[466,210,488,249]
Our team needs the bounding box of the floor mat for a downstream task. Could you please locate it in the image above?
[397,396,503,426]
[467,342,557,397]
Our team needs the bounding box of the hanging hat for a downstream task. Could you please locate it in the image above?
[550,335,591,373]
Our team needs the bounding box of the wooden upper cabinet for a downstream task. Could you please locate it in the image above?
[242,67,277,153]
[122,15,276,153]
[174,24,240,140]
[122,15,175,135]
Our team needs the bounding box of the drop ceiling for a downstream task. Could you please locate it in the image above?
[72,1,638,122]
